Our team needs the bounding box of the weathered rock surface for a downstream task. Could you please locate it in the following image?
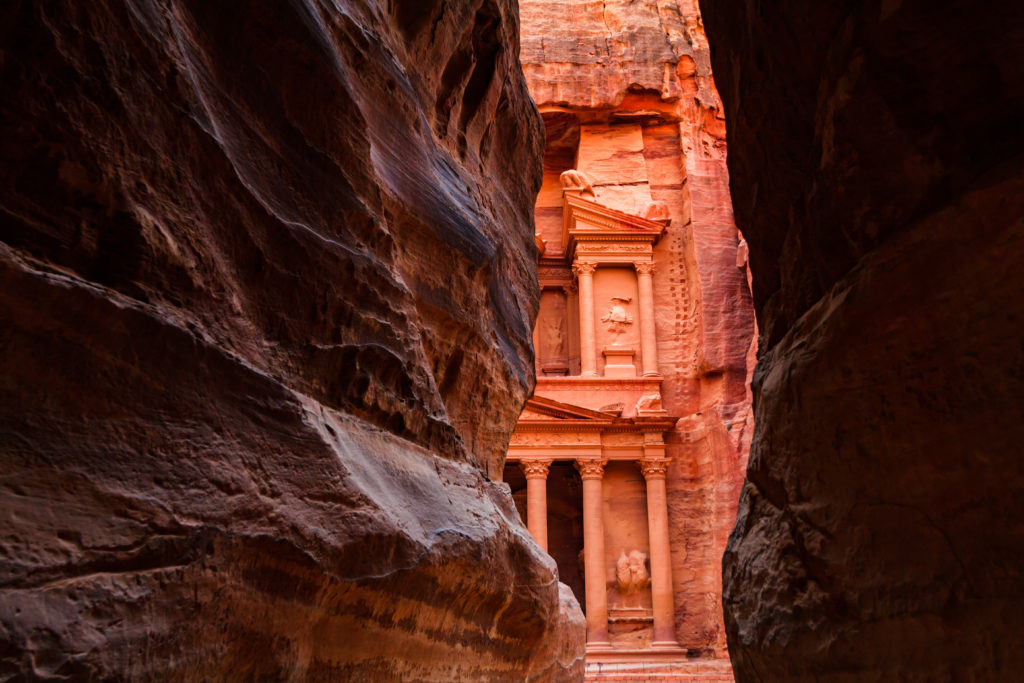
[0,0,584,678]
[703,1,1024,679]
[521,0,756,659]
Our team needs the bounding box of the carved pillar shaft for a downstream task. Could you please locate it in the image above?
[641,457,676,646]
[563,284,580,376]
[636,262,659,377]
[521,460,551,551]
[574,262,598,377]
[576,458,611,648]
[532,315,541,374]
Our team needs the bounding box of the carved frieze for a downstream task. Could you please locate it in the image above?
[509,431,601,446]
[575,243,651,254]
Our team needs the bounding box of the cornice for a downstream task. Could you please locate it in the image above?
[514,419,678,433]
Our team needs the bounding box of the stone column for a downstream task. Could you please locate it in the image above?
[576,458,611,648]
[532,312,542,374]
[573,262,598,377]
[640,457,677,647]
[635,261,660,377]
[563,283,580,376]
[520,460,551,551]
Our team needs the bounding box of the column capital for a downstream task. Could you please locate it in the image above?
[639,457,672,480]
[572,261,597,278]
[562,282,578,295]
[575,458,608,480]
[635,261,656,276]
[520,459,552,479]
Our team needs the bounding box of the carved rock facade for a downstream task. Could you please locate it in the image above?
[703,1,1024,680]
[0,1,585,678]
[508,1,757,677]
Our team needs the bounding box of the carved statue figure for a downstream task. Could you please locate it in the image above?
[635,393,663,412]
[642,200,671,223]
[601,296,633,342]
[616,550,650,595]
[559,169,596,198]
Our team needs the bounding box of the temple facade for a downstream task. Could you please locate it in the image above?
[510,3,757,676]
[500,92,753,683]
[505,170,693,663]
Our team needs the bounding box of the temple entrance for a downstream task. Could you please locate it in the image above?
[504,461,585,611]
[546,462,585,610]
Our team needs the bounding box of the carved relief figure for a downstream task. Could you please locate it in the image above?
[541,313,567,360]
[601,296,633,343]
[616,550,650,595]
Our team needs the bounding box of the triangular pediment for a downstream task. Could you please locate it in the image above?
[519,395,614,421]
[561,194,668,256]
[563,194,668,232]
[519,407,559,420]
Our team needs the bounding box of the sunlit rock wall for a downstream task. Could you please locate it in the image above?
[703,1,1024,679]
[521,0,757,657]
[0,0,585,678]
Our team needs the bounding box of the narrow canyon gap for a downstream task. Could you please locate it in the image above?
[703,1,1024,680]
[0,1,586,679]
[505,1,756,679]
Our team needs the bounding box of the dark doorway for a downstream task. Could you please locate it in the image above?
[503,461,586,612]
[547,462,585,611]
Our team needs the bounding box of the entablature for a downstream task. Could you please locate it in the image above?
[561,193,667,263]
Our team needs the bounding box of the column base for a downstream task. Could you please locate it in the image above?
[585,641,615,652]
[651,640,686,652]
[581,370,599,377]
[641,371,662,378]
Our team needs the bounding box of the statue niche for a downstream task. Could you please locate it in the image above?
[538,289,570,375]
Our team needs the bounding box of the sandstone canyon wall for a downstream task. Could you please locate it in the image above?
[0,1,585,679]
[702,1,1024,680]
[521,0,756,657]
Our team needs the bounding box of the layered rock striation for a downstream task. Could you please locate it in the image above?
[0,0,584,678]
[704,1,1024,679]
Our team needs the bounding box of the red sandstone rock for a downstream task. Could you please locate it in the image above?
[703,1,1024,679]
[0,0,584,678]
[520,0,756,662]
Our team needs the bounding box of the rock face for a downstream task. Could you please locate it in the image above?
[521,0,756,659]
[0,0,584,679]
[703,1,1024,680]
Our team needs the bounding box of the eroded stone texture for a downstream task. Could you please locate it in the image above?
[703,1,1024,679]
[0,0,585,678]
[521,0,757,661]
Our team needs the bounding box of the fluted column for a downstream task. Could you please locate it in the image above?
[640,457,677,646]
[520,460,551,551]
[573,262,598,377]
[576,458,611,648]
[635,261,660,377]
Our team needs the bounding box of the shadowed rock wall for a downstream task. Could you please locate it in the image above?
[703,0,1024,679]
[0,0,585,678]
